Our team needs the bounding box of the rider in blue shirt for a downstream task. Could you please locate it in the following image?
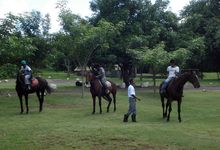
[20,60,32,90]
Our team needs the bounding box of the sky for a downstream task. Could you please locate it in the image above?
[0,0,191,33]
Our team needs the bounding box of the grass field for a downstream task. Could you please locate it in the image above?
[0,88,220,150]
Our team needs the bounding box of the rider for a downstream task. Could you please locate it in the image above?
[160,59,180,94]
[20,60,32,90]
[93,63,110,94]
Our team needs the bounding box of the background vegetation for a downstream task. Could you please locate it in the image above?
[0,0,220,84]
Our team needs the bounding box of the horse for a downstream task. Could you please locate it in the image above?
[159,71,200,122]
[16,72,52,114]
[85,71,117,114]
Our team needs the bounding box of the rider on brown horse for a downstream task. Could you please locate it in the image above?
[20,60,32,90]
[92,63,110,94]
[160,59,180,94]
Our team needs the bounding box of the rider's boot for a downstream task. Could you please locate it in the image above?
[131,114,136,122]
[123,114,129,122]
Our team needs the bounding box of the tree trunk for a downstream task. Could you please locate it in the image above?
[64,58,71,77]
[81,65,86,98]
[217,72,220,80]
[152,66,156,94]
[120,63,132,87]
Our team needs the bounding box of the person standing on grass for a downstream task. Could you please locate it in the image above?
[123,78,141,122]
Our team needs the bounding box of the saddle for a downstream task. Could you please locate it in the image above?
[31,78,39,87]
[98,80,111,94]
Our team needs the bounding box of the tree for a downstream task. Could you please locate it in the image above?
[90,0,179,86]
[56,0,119,96]
[130,42,169,93]
[180,0,220,73]
[0,13,36,77]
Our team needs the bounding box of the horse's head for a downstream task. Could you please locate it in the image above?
[85,71,95,85]
[188,71,200,88]
[16,72,25,84]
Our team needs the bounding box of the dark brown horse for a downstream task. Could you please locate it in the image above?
[159,71,200,122]
[16,73,52,114]
[85,71,117,114]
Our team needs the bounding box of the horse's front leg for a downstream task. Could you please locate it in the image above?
[113,93,116,112]
[165,99,169,118]
[24,94,29,114]
[178,99,182,122]
[167,100,172,122]
[160,96,165,118]
[98,96,102,114]
[18,94,23,114]
[106,94,112,113]
[92,96,96,114]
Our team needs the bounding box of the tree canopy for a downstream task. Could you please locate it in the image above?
[0,0,219,80]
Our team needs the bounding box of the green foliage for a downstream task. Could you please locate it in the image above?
[0,63,17,79]
[169,48,191,68]
[180,0,220,71]
[129,42,171,73]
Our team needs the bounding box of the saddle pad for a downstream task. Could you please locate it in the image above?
[32,78,39,87]
[106,81,111,88]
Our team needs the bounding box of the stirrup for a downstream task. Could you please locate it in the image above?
[27,85,31,90]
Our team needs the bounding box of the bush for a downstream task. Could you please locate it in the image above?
[0,63,18,79]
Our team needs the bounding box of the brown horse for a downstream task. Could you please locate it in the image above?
[85,71,117,114]
[16,73,52,114]
[159,71,200,122]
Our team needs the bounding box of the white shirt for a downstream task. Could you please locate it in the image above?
[167,66,179,78]
[21,65,32,71]
[128,84,135,98]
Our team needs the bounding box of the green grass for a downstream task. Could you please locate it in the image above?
[0,89,220,150]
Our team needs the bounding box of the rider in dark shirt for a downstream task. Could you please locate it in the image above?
[93,63,109,94]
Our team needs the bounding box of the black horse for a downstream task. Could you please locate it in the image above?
[85,71,117,114]
[16,73,52,114]
[159,71,200,122]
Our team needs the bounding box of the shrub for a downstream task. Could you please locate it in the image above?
[0,63,18,79]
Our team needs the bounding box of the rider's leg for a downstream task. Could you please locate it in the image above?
[160,78,170,93]
[101,79,109,94]
[25,75,31,90]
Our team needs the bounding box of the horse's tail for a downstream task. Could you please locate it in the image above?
[45,82,52,94]
[46,83,57,94]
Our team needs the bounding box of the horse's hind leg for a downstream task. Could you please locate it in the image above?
[37,91,44,112]
[18,94,23,114]
[106,94,112,113]
[24,94,29,114]
[113,93,116,112]
[178,99,182,122]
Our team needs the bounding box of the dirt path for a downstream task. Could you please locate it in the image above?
[1,79,220,97]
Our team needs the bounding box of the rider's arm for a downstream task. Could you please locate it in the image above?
[96,68,104,78]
